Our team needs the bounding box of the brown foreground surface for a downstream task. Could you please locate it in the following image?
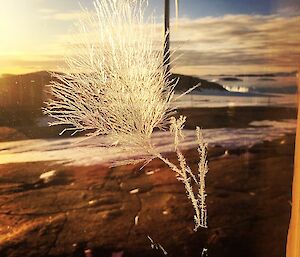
[0,133,295,257]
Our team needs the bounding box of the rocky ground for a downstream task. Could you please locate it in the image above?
[0,133,295,257]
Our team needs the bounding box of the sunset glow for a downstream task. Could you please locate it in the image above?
[0,0,299,76]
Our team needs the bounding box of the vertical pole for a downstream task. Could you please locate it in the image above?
[164,0,170,74]
[286,69,300,257]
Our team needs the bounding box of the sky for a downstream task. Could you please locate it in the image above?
[0,0,299,76]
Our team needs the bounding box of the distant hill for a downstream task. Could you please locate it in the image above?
[0,71,227,108]
[235,71,297,77]
[257,78,276,81]
[0,71,52,109]
[0,70,226,126]
[220,77,243,82]
[0,71,50,78]
[213,71,297,78]
[171,73,227,92]
[0,70,226,115]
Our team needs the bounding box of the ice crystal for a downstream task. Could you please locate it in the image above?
[44,0,208,230]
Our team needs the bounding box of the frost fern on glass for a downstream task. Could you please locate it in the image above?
[44,0,209,231]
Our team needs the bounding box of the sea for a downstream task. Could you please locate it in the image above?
[176,74,298,108]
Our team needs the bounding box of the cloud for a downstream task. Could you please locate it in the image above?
[40,10,90,21]
[170,14,300,74]
[274,0,300,16]
[1,12,299,75]
[277,6,300,16]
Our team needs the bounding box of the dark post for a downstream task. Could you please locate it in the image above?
[164,0,170,74]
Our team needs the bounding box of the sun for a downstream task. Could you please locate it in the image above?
[0,0,37,55]
[0,0,47,74]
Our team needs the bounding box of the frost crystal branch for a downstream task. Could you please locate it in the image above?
[154,116,209,230]
[44,0,209,231]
